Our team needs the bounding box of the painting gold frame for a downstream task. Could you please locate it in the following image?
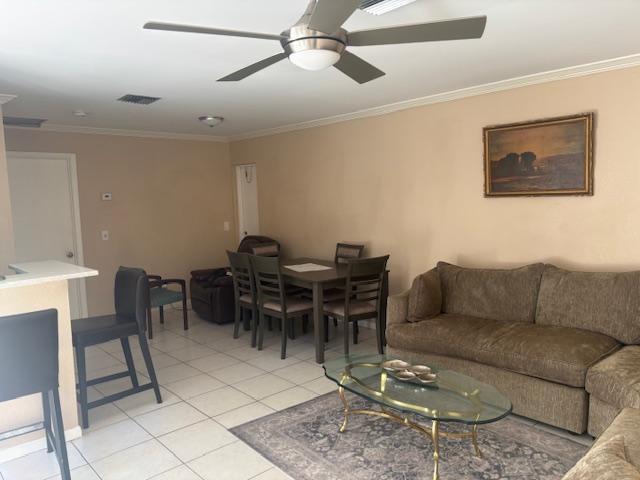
[483,113,594,197]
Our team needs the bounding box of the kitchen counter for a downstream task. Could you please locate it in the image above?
[0,260,98,290]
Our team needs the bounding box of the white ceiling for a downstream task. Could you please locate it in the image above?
[1,0,640,138]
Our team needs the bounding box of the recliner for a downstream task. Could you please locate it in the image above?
[190,236,280,324]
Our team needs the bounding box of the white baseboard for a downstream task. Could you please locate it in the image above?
[0,426,82,463]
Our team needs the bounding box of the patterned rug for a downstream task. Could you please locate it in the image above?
[232,392,589,480]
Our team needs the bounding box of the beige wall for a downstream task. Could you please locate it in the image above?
[4,130,237,315]
[0,107,16,274]
[231,66,640,293]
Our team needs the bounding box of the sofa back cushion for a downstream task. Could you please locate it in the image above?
[536,265,640,344]
[437,261,545,323]
[407,268,442,322]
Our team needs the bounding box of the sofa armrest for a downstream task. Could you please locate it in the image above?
[387,289,410,326]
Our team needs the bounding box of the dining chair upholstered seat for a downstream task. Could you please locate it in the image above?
[239,293,253,304]
[324,299,377,317]
[264,296,313,314]
[0,309,71,479]
[73,267,162,429]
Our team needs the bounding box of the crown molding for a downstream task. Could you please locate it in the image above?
[229,53,640,142]
[0,94,16,105]
[4,123,230,143]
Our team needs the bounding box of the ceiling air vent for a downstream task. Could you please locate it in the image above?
[359,0,418,15]
[3,116,47,128]
[117,94,161,105]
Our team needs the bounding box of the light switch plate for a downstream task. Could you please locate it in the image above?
[101,192,112,201]
[101,230,109,241]
[223,221,230,232]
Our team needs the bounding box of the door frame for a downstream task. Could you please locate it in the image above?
[235,163,259,240]
[7,151,89,317]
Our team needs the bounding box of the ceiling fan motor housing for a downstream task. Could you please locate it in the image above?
[281,25,347,58]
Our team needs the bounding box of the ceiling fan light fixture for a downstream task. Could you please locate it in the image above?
[289,49,341,71]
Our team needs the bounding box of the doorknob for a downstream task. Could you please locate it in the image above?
[66,251,74,258]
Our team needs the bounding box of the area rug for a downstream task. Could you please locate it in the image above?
[231,392,589,480]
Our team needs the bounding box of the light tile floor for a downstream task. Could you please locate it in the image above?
[0,308,373,480]
[0,308,592,480]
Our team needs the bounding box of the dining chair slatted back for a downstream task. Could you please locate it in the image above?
[334,243,365,264]
[252,242,280,257]
[251,255,286,306]
[344,256,390,316]
[227,250,259,343]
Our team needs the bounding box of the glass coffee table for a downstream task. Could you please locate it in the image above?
[323,354,512,480]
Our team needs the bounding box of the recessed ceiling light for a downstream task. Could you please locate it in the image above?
[72,109,88,117]
[198,115,224,128]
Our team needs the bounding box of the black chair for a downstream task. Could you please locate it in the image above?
[146,275,188,340]
[322,255,390,355]
[0,309,71,480]
[227,250,259,347]
[190,236,281,324]
[251,255,313,358]
[72,267,162,429]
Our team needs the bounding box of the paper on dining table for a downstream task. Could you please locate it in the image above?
[285,263,333,273]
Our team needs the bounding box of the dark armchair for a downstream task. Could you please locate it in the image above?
[190,236,280,324]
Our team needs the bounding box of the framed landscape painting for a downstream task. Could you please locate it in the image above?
[483,113,594,196]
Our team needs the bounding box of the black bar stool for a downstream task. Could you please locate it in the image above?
[73,267,162,429]
[0,309,71,480]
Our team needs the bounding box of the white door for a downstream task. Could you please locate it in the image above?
[236,164,259,239]
[7,152,88,319]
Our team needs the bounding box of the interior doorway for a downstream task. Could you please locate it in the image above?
[235,164,259,240]
[7,151,88,319]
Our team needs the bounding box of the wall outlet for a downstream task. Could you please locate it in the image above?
[223,221,230,232]
[101,192,112,201]
[101,230,109,241]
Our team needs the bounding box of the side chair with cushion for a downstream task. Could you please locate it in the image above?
[323,255,390,355]
[72,267,162,428]
[147,274,188,339]
[227,250,258,347]
[251,255,313,358]
[0,309,71,479]
[190,236,281,324]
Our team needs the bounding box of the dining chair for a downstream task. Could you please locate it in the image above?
[73,267,162,428]
[324,242,366,339]
[323,255,390,355]
[227,250,259,347]
[0,309,71,479]
[250,255,314,358]
[146,274,188,339]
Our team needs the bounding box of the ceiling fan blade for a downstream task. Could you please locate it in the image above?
[348,16,487,46]
[334,50,385,84]
[307,0,360,34]
[144,22,286,41]
[218,52,288,81]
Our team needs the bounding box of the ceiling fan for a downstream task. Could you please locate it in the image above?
[144,0,487,84]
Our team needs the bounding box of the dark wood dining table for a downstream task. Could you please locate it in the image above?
[280,257,389,363]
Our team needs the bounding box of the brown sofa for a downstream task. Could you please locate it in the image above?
[387,262,640,436]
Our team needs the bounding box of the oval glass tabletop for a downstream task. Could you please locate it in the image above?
[323,354,512,425]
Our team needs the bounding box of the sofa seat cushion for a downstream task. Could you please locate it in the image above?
[586,347,640,410]
[387,314,620,387]
[562,434,640,480]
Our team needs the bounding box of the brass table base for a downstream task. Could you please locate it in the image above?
[338,386,482,480]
